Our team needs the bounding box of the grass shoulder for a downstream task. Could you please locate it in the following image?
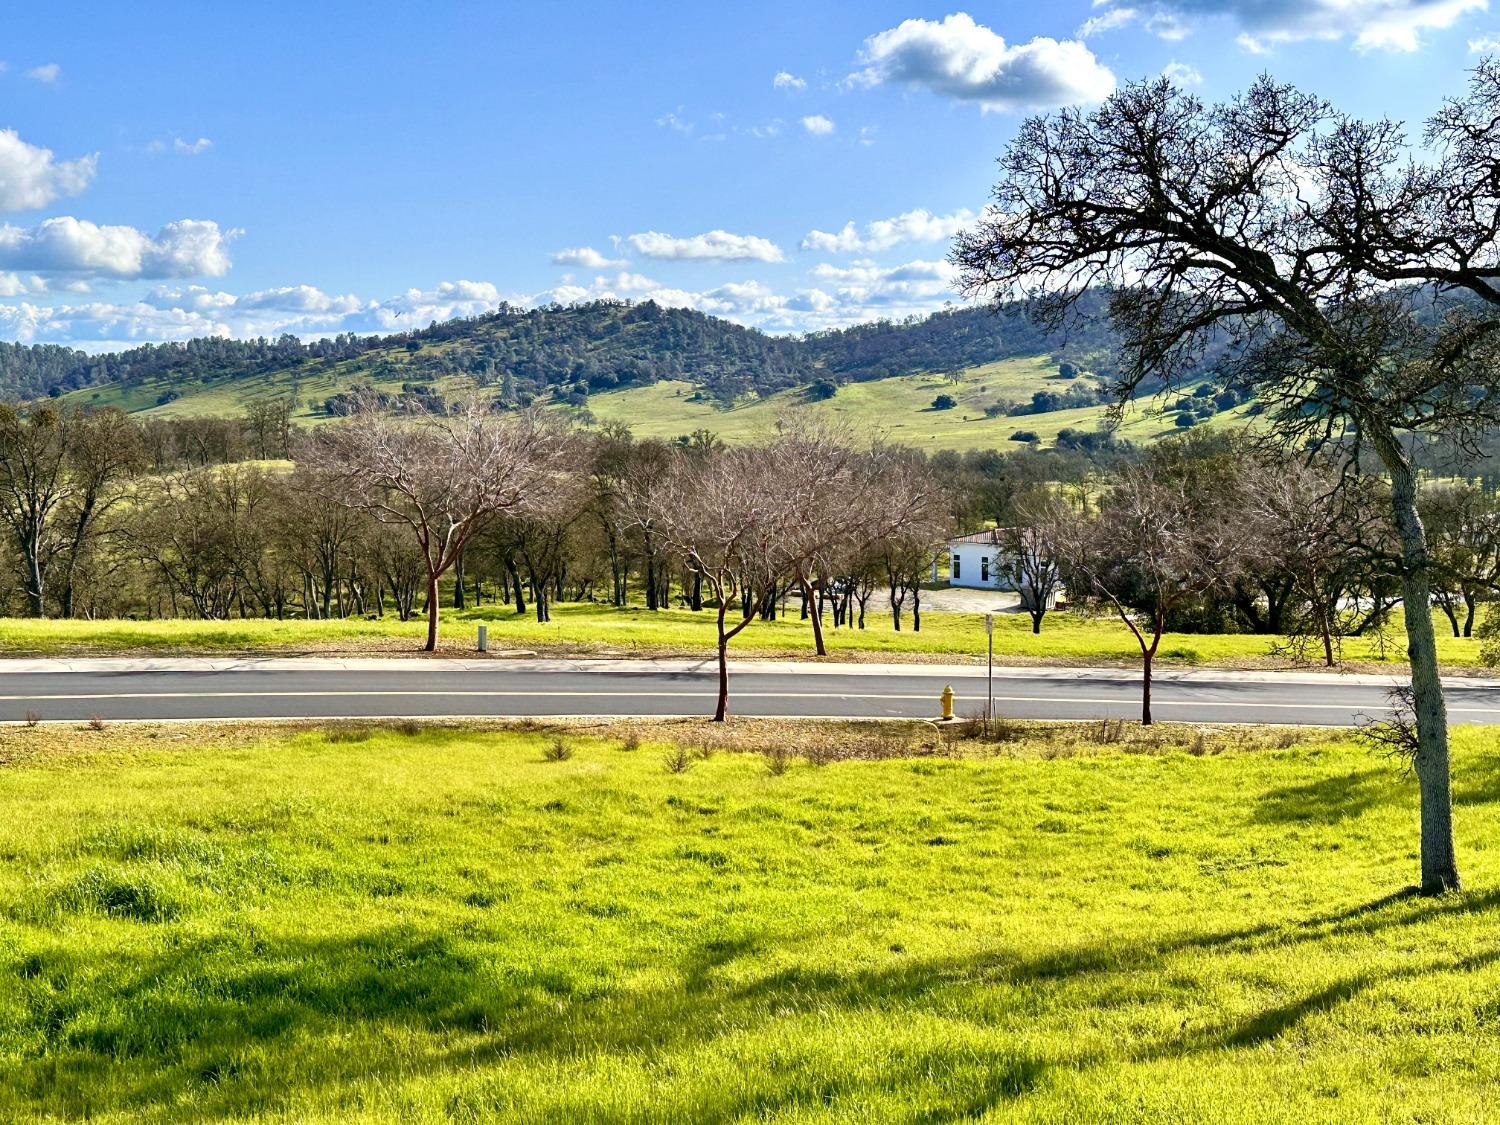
[1,717,1498,1120]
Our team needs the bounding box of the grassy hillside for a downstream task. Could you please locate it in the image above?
[66,354,1247,453]
[583,368,1251,452]
[3,719,1499,1120]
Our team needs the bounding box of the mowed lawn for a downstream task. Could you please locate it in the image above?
[3,722,1500,1121]
[0,602,1486,669]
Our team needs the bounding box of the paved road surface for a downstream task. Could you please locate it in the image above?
[1,657,1498,726]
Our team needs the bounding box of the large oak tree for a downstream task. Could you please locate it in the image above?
[954,69,1500,894]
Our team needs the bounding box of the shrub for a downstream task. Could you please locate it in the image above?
[1009,430,1039,443]
[543,736,573,761]
[764,746,794,775]
[663,745,692,773]
[1174,412,1197,428]
[931,394,958,410]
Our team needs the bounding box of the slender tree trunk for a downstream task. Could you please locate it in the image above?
[714,600,730,722]
[1463,589,1477,638]
[1377,430,1459,894]
[804,578,828,656]
[22,537,44,617]
[453,549,467,610]
[424,572,440,652]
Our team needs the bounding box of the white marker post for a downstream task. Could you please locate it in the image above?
[984,613,994,723]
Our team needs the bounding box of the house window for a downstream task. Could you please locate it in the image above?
[980,556,990,583]
[951,553,961,580]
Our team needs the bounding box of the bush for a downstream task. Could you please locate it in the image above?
[1174,412,1197,428]
[805,379,838,401]
[931,394,958,410]
[543,736,573,761]
[1009,430,1039,443]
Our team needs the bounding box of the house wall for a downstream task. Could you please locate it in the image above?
[947,544,1008,590]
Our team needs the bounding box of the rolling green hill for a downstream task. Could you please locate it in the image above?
[42,294,1246,451]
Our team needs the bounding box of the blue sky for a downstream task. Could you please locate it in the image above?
[0,0,1494,348]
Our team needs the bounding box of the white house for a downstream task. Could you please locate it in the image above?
[943,529,1060,609]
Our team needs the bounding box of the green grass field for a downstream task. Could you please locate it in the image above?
[0,601,1484,670]
[3,719,1499,1121]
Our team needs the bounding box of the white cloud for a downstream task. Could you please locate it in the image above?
[175,137,213,155]
[801,207,976,254]
[25,63,60,84]
[624,229,786,262]
[1162,60,1204,85]
[800,114,836,135]
[773,70,807,91]
[656,109,693,134]
[1102,0,1485,51]
[550,245,625,269]
[848,13,1116,111]
[0,129,96,211]
[0,217,237,279]
[0,255,970,344]
[1079,7,1139,37]
[744,119,784,138]
[1470,32,1500,49]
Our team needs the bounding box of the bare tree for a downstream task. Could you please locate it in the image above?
[952,71,1500,892]
[301,401,570,651]
[654,445,797,721]
[1055,466,1242,725]
[1002,494,1066,634]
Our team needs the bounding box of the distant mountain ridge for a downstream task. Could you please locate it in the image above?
[8,294,1122,410]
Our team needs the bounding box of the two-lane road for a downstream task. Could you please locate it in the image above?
[2,657,1499,726]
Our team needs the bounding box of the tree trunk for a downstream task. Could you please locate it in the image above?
[1377,430,1459,894]
[424,572,440,652]
[804,578,827,656]
[453,549,467,610]
[714,601,730,722]
[1141,649,1153,725]
[1463,589,1477,638]
[23,538,44,617]
[1031,611,1043,634]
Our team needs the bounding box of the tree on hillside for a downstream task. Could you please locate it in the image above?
[953,70,1500,893]
[302,400,570,651]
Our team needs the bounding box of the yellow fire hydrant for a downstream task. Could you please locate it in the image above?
[940,684,954,721]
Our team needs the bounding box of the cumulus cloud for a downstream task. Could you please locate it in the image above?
[1469,32,1500,49]
[800,114,836,135]
[1102,0,1484,51]
[0,218,237,279]
[0,129,96,212]
[773,70,807,91]
[25,63,60,84]
[624,229,786,262]
[551,245,625,269]
[848,13,1116,111]
[1079,7,1139,37]
[3,277,522,346]
[1162,61,1204,85]
[801,207,976,254]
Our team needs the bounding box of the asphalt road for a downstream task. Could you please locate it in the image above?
[1,657,1499,726]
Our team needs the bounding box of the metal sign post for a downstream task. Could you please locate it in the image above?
[984,613,994,723]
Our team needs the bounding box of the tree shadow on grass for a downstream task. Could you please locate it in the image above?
[14,886,1500,1121]
[1252,768,1394,825]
